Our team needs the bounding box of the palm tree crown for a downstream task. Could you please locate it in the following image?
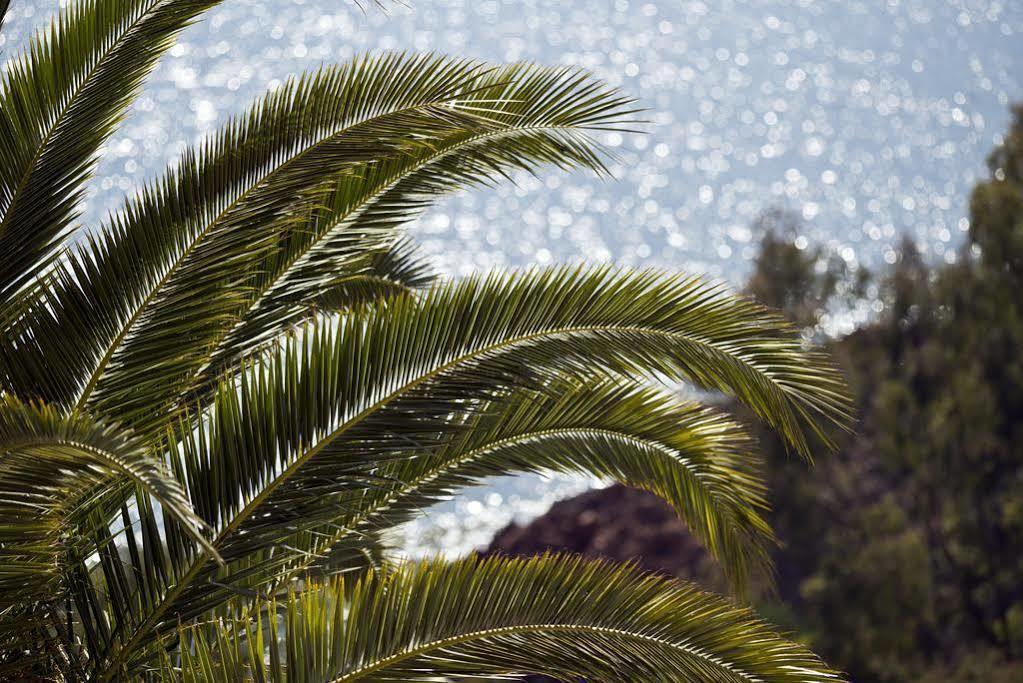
[0,1,851,680]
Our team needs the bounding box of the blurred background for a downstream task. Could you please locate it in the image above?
[3,1,1021,680]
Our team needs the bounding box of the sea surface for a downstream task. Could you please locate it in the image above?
[3,0,1021,556]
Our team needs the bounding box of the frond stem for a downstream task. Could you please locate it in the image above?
[330,622,755,682]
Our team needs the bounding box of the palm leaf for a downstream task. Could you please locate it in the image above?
[192,265,845,564]
[0,395,215,598]
[75,265,848,679]
[0,53,482,404]
[3,56,633,445]
[186,64,633,404]
[0,53,481,405]
[0,0,230,300]
[0,394,216,675]
[299,375,772,594]
[205,375,770,651]
[170,555,844,682]
[309,235,436,312]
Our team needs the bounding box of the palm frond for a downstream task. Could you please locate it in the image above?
[197,265,846,563]
[170,555,843,682]
[209,375,769,648]
[186,63,634,404]
[4,56,634,445]
[302,375,772,594]
[0,394,215,674]
[92,61,631,437]
[72,265,848,679]
[0,51,488,406]
[0,0,229,300]
[201,236,436,384]
[313,235,436,309]
[0,396,215,598]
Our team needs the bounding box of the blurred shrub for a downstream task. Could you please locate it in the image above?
[746,105,1023,682]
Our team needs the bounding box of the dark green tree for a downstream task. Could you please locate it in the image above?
[745,106,1023,682]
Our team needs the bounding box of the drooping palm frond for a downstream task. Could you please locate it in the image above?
[67,265,848,679]
[0,0,232,301]
[179,62,633,408]
[0,395,214,596]
[200,375,770,649]
[303,235,435,313]
[169,555,841,682]
[0,394,216,676]
[0,53,488,406]
[297,376,771,594]
[3,55,635,446]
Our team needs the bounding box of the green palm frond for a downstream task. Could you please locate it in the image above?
[1,53,487,406]
[0,0,230,300]
[203,375,769,648]
[0,1,853,680]
[4,55,634,443]
[0,395,214,586]
[301,376,771,594]
[170,555,841,682]
[191,62,634,391]
[0,394,216,673]
[69,265,847,679]
[199,264,844,558]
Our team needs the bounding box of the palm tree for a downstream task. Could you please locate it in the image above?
[0,1,851,680]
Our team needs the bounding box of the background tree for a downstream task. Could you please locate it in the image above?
[745,105,1023,682]
[744,208,867,333]
[486,102,1023,683]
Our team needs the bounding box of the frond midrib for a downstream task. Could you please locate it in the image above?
[330,621,758,682]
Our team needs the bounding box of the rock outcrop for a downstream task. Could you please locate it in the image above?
[483,483,726,592]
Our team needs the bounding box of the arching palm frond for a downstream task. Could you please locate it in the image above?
[4,55,635,444]
[300,377,771,595]
[0,395,214,592]
[180,62,634,408]
[305,235,435,313]
[0,395,215,675]
[0,53,492,407]
[170,555,840,683]
[186,375,769,652]
[0,0,231,301]
[70,266,847,679]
